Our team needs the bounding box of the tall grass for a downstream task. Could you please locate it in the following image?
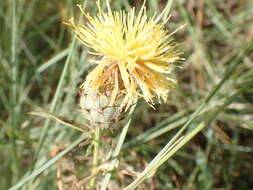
[1,0,253,189]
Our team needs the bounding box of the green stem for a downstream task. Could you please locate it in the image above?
[90,127,100,189]
[101,105,136,190]
[11,0,19,180]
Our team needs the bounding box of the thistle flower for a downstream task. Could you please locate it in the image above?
[66,1,182,116]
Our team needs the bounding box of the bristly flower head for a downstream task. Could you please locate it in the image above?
[66,1,183,111]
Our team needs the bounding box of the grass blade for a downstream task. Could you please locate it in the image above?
[8,135,87,190]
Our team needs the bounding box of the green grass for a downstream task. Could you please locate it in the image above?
[1,0,253,189]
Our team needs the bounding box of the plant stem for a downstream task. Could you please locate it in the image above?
[101,105,136,190]
[10,0,19,180]
[90,127,100,189]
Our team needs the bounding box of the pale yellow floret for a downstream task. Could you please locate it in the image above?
[66,1,182,110]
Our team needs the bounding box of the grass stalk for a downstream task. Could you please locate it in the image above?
[123,122,205,190]
[10,0,19,180]
[8,135,87,190]
[34,38,76,163]
[33,1,88,163]
[90,127,100,189]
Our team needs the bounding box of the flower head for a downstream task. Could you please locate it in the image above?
[66,1,182,110]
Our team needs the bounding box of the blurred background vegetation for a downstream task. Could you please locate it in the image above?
[1,0,253,189]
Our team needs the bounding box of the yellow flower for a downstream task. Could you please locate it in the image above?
[66,1,182,111]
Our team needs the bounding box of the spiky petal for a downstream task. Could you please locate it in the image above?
[66,2,182,110]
